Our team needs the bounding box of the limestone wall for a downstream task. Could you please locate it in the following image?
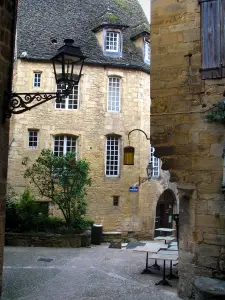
[151,0,225,298]
[0,0,15,295]
[8,60,168,237]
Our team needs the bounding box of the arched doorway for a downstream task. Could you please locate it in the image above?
[154,189,176,237]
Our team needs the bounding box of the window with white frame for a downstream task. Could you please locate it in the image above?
[33,72,41,88]
[56,83,79,109]
[105,31,120,53]
[53,135,77,157]
[105,136,120,177]
[107,77,121,112]
[28,130,38,149]
[144,41,150,64]
[150,145,160,178]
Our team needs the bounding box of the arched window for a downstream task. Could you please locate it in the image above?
[53,135,77,157]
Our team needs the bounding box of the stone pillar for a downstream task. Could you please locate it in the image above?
[0,0,15,295]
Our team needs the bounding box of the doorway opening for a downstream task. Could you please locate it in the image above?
[154,189,176,237]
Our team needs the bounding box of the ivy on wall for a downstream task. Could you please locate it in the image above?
[207,100,225,124]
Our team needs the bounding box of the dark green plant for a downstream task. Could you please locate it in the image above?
[23,149,92,225]
[207,101,225,124]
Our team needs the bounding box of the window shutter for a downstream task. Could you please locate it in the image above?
[200,0,221,79]
[220,0,225,77]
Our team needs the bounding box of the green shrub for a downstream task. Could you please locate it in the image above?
[5,188,94,233]
[71,217,94,230]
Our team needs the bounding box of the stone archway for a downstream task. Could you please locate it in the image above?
[154,189,177,237]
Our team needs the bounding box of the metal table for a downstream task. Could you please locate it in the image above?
[150,253,178,286]
[133,243,168,274]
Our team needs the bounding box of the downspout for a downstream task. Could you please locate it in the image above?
[8,0,18,93]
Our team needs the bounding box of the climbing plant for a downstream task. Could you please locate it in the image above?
[207,100,225,124]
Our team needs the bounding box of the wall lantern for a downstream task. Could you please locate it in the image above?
[3,39,86,120]
[124,128,153,184]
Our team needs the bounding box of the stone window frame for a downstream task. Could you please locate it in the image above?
[53,134,78,158]
[33,72,42,88]
[55,83,80,110]
[150,145,160,178]
[113,195,119,206]
[28,129,39,149]
[105,135,121,177]
[103,28,123,56]
[107,76,121,113]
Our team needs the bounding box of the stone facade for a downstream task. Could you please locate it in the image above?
[151,0,225,298]
[0,0,15,295]
[7,59,174,238]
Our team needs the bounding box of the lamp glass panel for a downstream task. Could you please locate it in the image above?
[124,146,135,165]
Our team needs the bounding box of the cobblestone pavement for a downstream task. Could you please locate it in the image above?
[2,245,182,300]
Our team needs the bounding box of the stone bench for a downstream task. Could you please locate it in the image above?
[194,276,225,300]
[102,231,122,242]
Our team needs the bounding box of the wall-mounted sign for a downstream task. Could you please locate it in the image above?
[129,186,139,192]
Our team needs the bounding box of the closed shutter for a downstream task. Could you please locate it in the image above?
[200,0,222,79]
[220,0,225,77]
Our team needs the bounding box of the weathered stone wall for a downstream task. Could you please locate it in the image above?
[151,0,225,298]
[0,0,15,295]
[5,232,91,248]
[7,60,169,238]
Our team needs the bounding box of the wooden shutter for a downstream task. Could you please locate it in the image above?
[220,0,225,77]
[200,0,222,79]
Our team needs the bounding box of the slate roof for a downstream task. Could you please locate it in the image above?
[16,0,150,73]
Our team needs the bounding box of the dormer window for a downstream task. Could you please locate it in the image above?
[104,29,122,56]
[144,41,150,65]
[105,31,120,52]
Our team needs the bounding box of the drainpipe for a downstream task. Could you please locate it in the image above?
[8,0,18,93]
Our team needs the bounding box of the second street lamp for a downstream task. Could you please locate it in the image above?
[124,128,153,183]
[3,39,86,120]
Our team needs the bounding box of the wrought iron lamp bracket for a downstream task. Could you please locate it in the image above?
[3,91,65,121]
[128,128,150,144]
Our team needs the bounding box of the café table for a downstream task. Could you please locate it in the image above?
[133,243,168,274]
[150,252,178,286]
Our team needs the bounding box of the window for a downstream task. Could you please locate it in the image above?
[200,0,225,79]
[105,136,120,177]
[105,31,120,52]
[54,135,77,157]
[56,83,79,109]
[35,201,49,217]
[150,145,160,178]
[144,41,150,64]
[113,196,119,206]
[107,77,121,112]
[28,130,38,149]
[33,72,41,88]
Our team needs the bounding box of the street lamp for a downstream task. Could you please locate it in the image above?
[124,128,153,183]
[3,39,86,120]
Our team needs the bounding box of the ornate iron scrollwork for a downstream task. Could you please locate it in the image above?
[3,92,63,120]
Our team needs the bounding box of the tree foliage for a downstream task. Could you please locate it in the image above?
[23,149,92,225]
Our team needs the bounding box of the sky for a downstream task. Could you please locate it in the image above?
[137,0,150,22]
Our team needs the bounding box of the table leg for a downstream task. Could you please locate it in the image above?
[141,252,153,274]
[155,260,172,286]
[166,261,178,280]
[149,259,160,270]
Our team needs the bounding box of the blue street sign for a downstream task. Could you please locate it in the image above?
[129,186,139,192]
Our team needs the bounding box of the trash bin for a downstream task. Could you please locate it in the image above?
[91,224,103,245]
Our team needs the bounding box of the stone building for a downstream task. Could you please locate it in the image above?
[151,0,225,298]
[7,0,178,238]
[0,0,16,295]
